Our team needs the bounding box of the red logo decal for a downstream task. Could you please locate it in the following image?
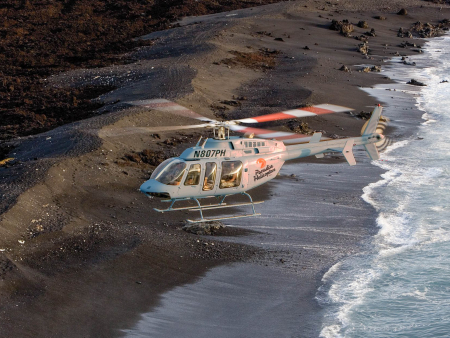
[256,158,266,169]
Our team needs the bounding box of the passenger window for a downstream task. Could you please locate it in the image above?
[202,162,217,191]
[220,161,243,189]
[184,163,201,186]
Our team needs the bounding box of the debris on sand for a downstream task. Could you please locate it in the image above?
[355,111,372,120]
[398,27,413,38]
[255,31,273,37]
[120,149,167,167]
[357,21,369,29]
[397,8,408,15]
[398,20,450,39]
[411,21,449,38]
[372,65,381,72]
[0,158,15,167]
[339,65,351,72]
[286,120,313,135]
[0,256,17,278]
[183,221,225,235]
[357,43,369,55]
[220,100,241,107]
[330,19,354,37]
[399,41,418,48]
[355,35,369,42]
[362,65,382,72]
[220,49,281,71]
[407,79,426,86]
[365,28,376,37]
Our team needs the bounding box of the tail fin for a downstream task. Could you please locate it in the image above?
[361,105,383,160]
[361,104,383,136]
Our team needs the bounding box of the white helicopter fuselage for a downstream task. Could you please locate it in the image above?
[140,137,287,200]
[140,133,382,200]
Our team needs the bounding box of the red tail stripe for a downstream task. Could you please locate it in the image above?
[249,107,334,123]
[236,127,308,140]
[300,107,334,114]
[252,112,297,123]
[237,127,276,134]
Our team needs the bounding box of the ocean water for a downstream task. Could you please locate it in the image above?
[318,36,450,337]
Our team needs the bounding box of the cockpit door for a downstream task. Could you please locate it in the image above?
[183,163,202,194]
[201,162,218,195]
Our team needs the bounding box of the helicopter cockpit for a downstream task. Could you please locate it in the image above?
[151,158,187,186]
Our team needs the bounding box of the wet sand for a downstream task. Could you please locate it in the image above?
[1,1,448,337]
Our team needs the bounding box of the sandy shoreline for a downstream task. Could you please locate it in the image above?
[1,1,449,336]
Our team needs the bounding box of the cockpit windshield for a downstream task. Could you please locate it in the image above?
[151,159,187,186]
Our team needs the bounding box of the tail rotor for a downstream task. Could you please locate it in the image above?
[360,115,392,152]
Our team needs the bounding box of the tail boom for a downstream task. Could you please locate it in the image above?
[281,105,384,165]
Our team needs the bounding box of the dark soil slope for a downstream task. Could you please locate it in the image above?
[0,0,281,142]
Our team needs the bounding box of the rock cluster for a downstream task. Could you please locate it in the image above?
[358,43,370,55]
[183,221,225,235]
[330,19,354,37]
[407,79,426,86]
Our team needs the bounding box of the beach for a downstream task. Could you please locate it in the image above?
[1,1,449,337]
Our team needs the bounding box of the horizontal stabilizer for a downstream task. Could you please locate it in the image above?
[364,143,380,160]
[309,132,322,143]
[343,139,356,166]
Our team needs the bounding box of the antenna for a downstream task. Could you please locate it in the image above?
[195,136,203,146]
[201,138,208,148]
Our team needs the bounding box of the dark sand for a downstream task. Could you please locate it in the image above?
[1,1,449,337]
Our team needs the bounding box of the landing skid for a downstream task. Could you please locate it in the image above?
[154,192,263,223]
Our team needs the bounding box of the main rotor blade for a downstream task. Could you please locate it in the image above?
[99,123,211,137]
[233,104,353,124]
[229,125,314,144]
[125,99,218,123]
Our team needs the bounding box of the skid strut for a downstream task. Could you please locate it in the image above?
[153,193,263,223]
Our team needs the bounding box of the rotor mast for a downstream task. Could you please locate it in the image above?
[213,124,230,140]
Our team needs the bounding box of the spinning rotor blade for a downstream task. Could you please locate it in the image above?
[123,99,348,143]
[234,104,353,124]
[125,99,217,123]
[99,123,212,138]
[97,99,217,137]
[229,125,314,144]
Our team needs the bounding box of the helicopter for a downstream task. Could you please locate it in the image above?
[132,99,386,223]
